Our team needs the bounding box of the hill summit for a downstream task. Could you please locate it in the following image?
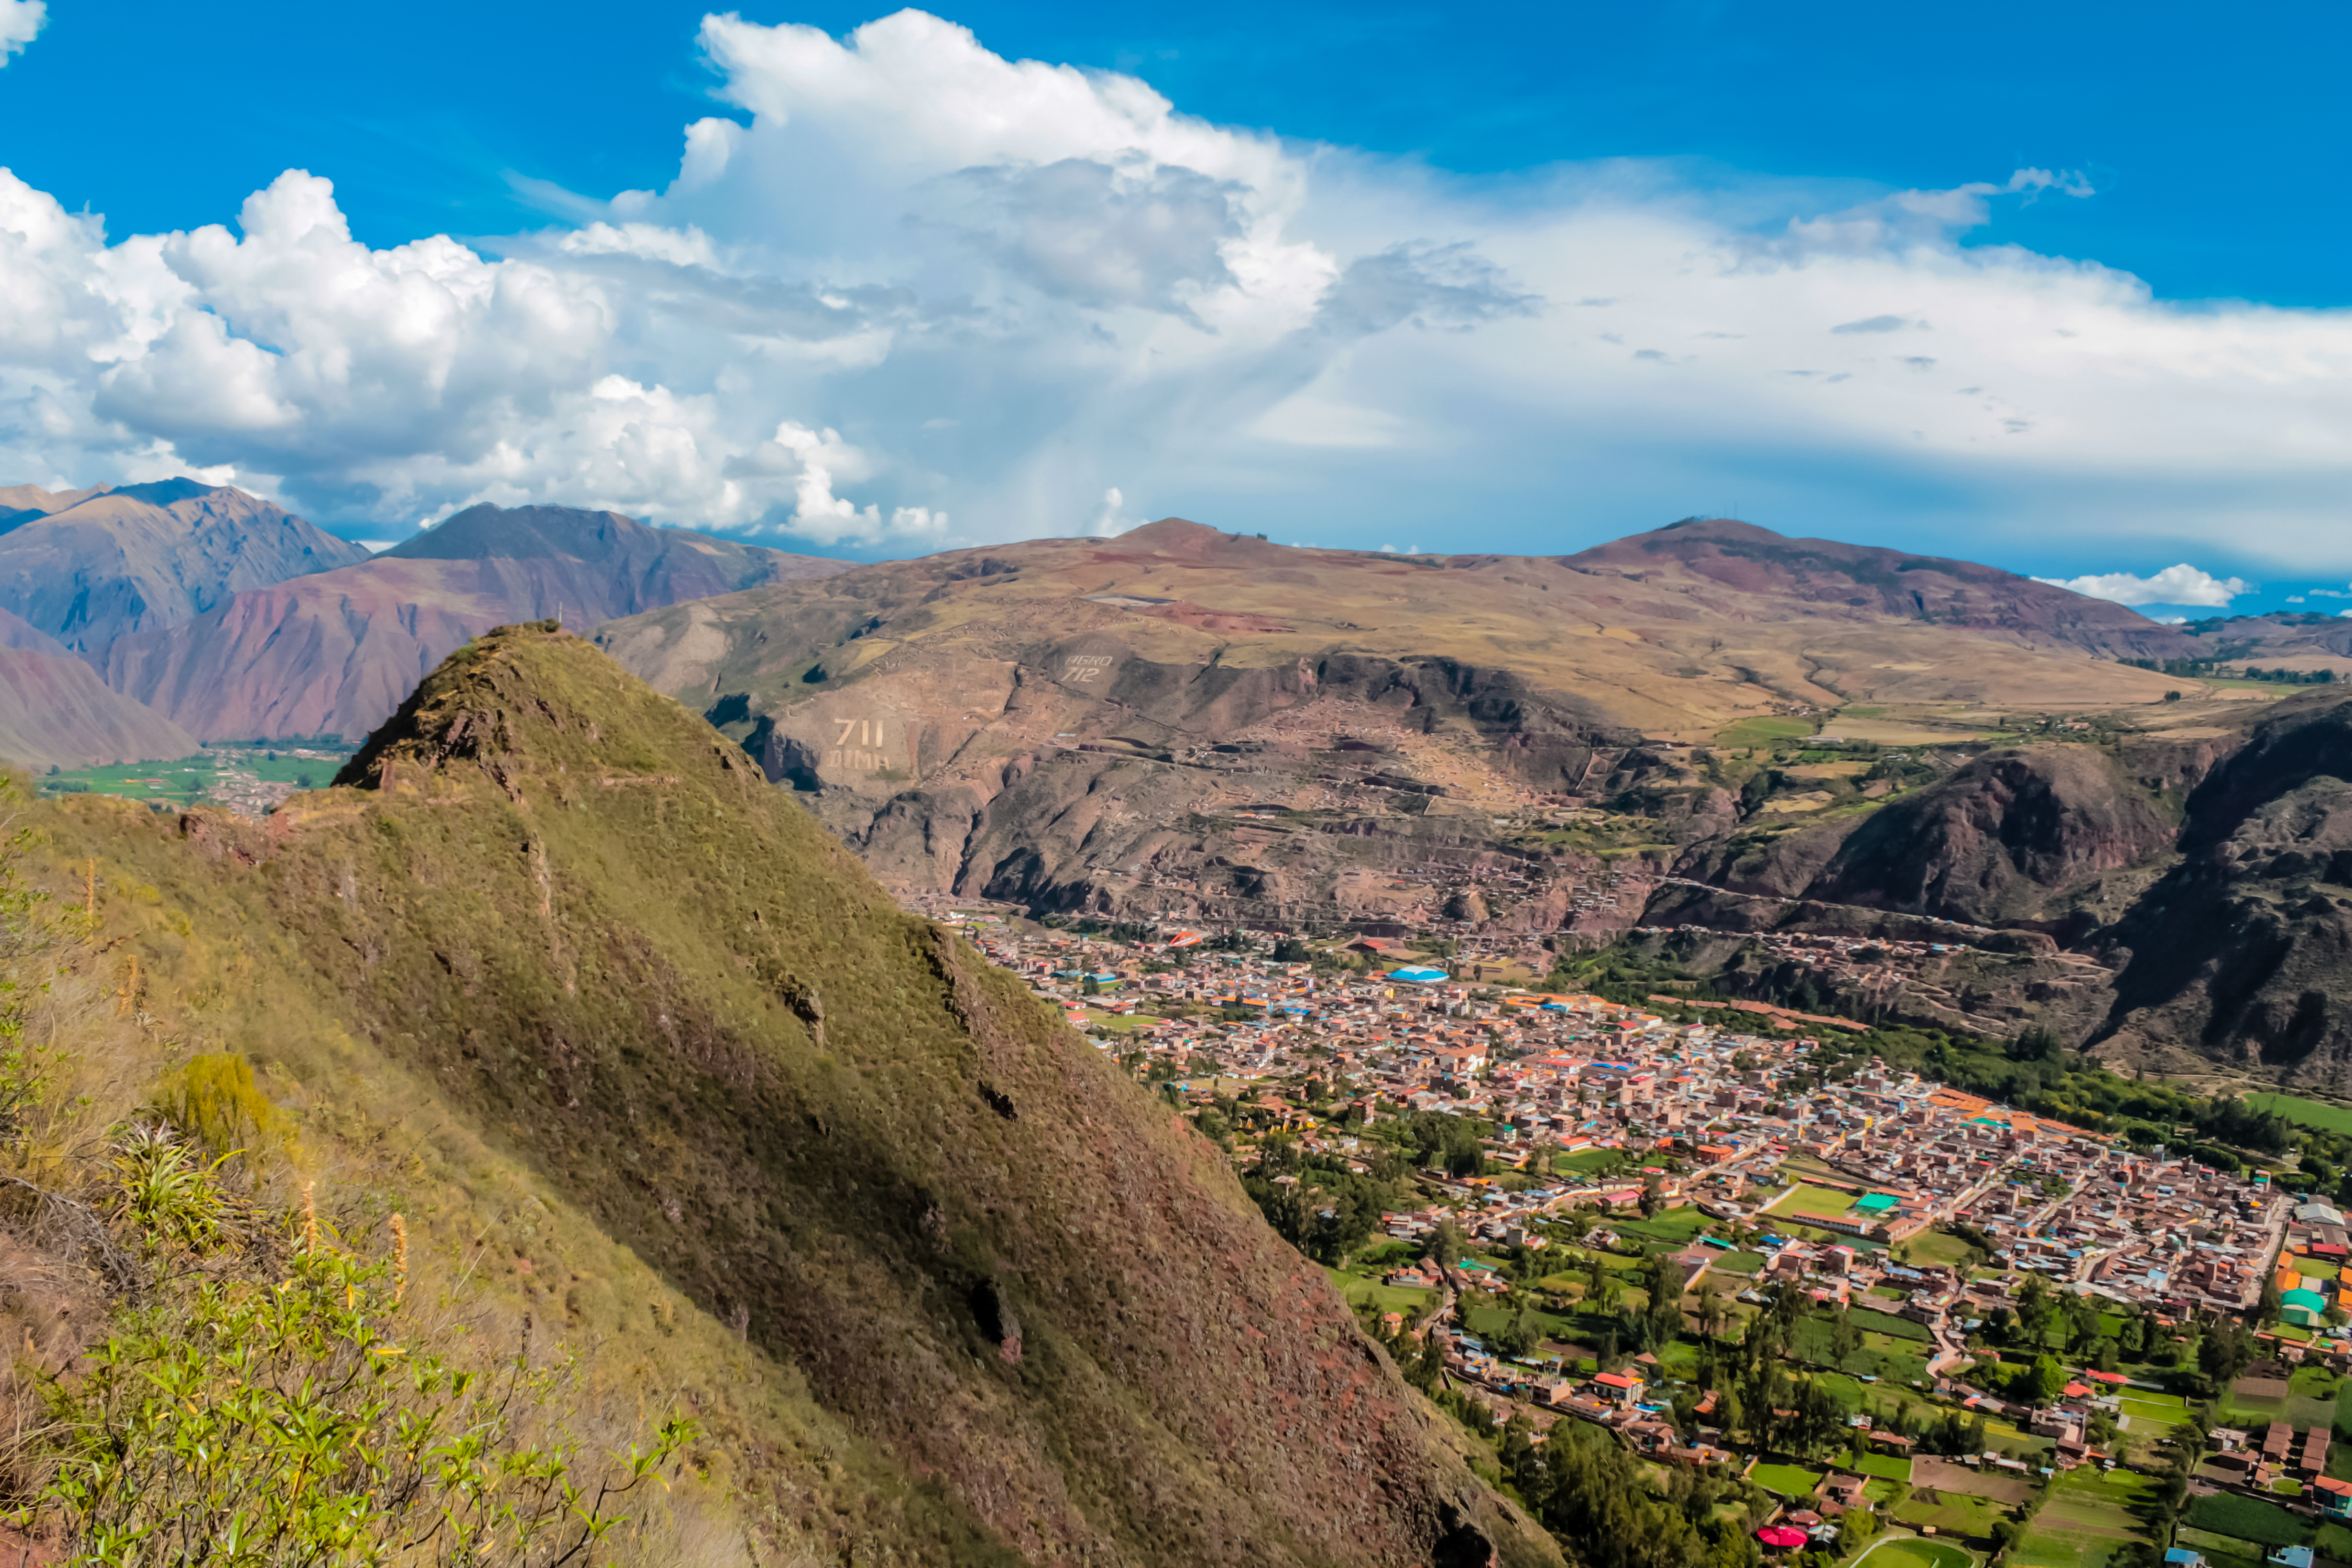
[45,623,1550,1566]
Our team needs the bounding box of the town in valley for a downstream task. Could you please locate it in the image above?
[940,901,2352,1568]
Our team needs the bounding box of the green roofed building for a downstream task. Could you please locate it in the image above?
[2283,1287,2329,1326]
[1856,1193,1900,1215]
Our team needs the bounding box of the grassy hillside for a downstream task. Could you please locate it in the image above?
[16,622,1550,1566]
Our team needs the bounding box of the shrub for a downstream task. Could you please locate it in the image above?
[151,1051,295,1160]
[38,1238,694,1565]
[20,1123,697,1565]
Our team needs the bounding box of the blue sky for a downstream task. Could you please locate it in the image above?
[8,1,2346,306]
[0,0,2344,616]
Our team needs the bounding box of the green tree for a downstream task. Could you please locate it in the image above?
[2016,1272,2054,1345]
[2017,1353,2068,1405]
[1830,1308,1861,1369]
[2199,1314,2256,1386]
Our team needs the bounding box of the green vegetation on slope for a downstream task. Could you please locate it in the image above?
[10,625,1553,1568]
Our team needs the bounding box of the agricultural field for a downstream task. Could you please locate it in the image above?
[1322,1268,1436,1320]
[1899,1229,1981,1270]
[2185,1492,2307,1548]
[2290,1366,2342,1399]
[1857,1453,1914,1483]
[2119,1390,2187,1436]
[1912,1460,2033,1504]
[2012,1465,2156,1568]
[2220,1373,2338,1431]
[1790,1317,1931,1382]
[1892,1491,2004,1541]
[1717,716,1816,751]
[1749,1462,1825,1497]
[1609,1207,1715,1247]
[1848,1308,1936,1343]
[36,746,352,807]
[2174,1529,2264,1568]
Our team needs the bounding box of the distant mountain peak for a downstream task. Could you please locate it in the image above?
[107,508,852,743]
[383,502,636,562]
[105,477,232,508]
[0,478,370,655]
[1109,517,1293,561]
[1656,515,1765,533]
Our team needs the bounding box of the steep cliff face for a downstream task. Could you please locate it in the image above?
[2090,698,2352,1082]
[41,624,1553,1568]
[1669,746,2177,930]
[1810,748,2177,926]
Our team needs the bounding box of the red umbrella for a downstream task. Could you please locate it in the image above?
[1757,1527,1809,1549]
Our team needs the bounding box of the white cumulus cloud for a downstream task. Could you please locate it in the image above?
[0,0,42,64]
[0,8,2343,565]
[2033,564,2252,607]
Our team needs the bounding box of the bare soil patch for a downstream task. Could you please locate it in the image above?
[1913,1458,2034,1504]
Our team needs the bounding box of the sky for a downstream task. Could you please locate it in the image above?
[0,0,2345,618]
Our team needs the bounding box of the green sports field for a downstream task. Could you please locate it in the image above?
[1770,1183,1859,1219]
[1852,1537,1973,1568]
[2248,1092,2352,1136]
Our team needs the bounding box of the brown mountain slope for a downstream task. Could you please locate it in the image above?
[30,624,1552,1566]
[0,646,193,769]
[1607,689,2352,1087]
[0,605,67,655]
[0,479,368,654]
[0,481,111,531]
[1668,746,2180,930]
[2086,694,2352,1080]
[592,516,2187,927]
[1560,517,2191,660]
[104,504,852,741]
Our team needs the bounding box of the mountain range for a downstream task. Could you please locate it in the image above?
[0,483,848,761]
[583,515,2352,1088]
[0,478,370,654]
[14,483,2352,1086]
[103,502,848,742]
[589,515,2197,908]
[18,480,2352,1557]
